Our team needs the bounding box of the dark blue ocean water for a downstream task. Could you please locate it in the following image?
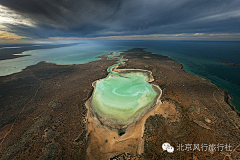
[0,40,240,110]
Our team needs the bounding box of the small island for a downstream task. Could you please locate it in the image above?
[216,61,240,66]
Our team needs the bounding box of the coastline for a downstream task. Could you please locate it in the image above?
[224,91,240,117]
[0,48,240,159]
[159,53,239,116]
[180,61,240,117]
[181,63,240,114]
[0,43,81,61]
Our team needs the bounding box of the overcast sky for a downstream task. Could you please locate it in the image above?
[0,0,240,42]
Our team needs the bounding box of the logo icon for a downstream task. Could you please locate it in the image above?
[162,142,174,153]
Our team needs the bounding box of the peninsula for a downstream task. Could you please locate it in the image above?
[0,48,239,160]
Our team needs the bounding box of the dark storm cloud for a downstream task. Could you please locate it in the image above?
[0,0,240,38]
[4,23,72,39]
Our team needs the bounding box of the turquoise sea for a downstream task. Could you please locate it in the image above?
[0,40,239,111]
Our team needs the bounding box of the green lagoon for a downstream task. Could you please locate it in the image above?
[91,53,159,126]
